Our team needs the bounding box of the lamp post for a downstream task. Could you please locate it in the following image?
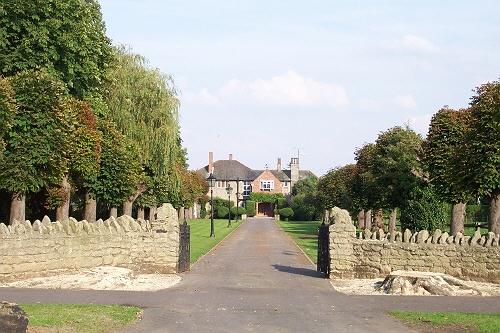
[226,184,233,227]
[207,173,217,237]
[235,178,240,222]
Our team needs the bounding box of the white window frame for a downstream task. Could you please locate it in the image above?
[260,180,274,191]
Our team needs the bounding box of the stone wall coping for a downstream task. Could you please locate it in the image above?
[356,228,500,248]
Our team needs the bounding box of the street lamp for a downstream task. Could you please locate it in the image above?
[226,184,233,227]
[235,178,240,222]
[207,173,217,237]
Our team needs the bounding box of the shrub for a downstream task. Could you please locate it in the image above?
[279,207,294,221]
[230,206,246,217]
[245,200,256,217]
[277,198,287,208]
[400,185,448,232]
[200,206,207,219]
[217,206,229,219]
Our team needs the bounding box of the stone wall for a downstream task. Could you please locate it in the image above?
[327,207,500,284]
[0,203,180,283]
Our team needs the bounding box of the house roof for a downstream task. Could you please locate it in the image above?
[197,159,316,182]
[197,160,255,181]
[253,170,291,182]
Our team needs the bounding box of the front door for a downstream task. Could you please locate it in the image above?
[257,202,274,217]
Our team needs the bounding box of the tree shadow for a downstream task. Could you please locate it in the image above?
[271,264,324,278]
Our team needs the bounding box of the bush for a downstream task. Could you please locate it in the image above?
[230,206,246,217]
[279,207,294,221]
[217,206,229,219]
[400,185,448,232]
[277,198,287,208]
[289,194,319,221]
[245,200,256,217]
[199,206,207,219]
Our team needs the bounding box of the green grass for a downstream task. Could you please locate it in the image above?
[390,311,500,333]
[277,220,321,263]
[20,304,141,333]
[187,218,243,263]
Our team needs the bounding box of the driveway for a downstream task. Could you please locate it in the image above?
[2,217,499,332]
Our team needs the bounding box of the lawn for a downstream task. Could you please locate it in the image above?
[21,304,141,333]
[187,218,243,263]
[277,220,321,263]
[390,311,500,333]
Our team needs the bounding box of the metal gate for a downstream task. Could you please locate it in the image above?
[317,221,330,278]
[177,222,190,273]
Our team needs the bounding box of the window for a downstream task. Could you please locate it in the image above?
[243,181,252,197]
[260,180,274,191]
[283,182,289,187]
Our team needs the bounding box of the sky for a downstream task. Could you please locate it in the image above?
[100,1,500,176]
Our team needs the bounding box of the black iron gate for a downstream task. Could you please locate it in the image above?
[177,222,190,273]
[317,221,330,278]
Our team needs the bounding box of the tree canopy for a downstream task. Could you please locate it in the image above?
[0,0,113,97]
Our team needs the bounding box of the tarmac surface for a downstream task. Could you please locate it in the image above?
[2,217,499,332]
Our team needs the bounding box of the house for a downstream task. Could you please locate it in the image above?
[197,152,315,216]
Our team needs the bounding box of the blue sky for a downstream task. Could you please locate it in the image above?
[100,1,500,175]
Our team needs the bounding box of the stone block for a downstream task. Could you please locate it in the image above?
[0,302,28,333]
[417,230,429,243]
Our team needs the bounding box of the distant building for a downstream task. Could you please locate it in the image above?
[197,152,315,216]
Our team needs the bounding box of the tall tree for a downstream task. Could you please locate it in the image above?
[290,176,319,221]
[105,47,182,213]
[461,81,500,234]
[371,126,423,233]
[423,107,473,235]
[317,165,356,214]
[90,119,143,219]
[0,0,113,97]
[0,77,17,155]
[0,70,70,223]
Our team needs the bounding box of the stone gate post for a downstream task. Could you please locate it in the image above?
[328,207,357,279]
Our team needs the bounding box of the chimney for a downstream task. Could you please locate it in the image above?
[208,151,214,174]
[277,158,282,171]
[229,153,233,161]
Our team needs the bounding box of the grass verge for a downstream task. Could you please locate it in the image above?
[187,218,243,263]
[389,311,500,333]
[277,220,321,263]
[21,304,141,333]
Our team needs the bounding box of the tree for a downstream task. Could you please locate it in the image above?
[0,77,17,155]
[89,119,143,219]
[400,183,448,232]
[46,98,102,221]
[423,107,473,235]
[317,166,356,214]
[461,81,500,234]
[0,70,70,223]
[0,0,113,98]
[289,176,319,221]
[371,126,423,233]
[105,47,182,213]
[353,143,379,230]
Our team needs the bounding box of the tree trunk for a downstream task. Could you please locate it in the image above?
[364,209,372,231]
[84,190,97,223]
[490,191,500,235]
[149,206,157,222]
[450,202,466,236]
[9,192,25,225]
[137,207,145,220]
[357,210,365,229]
[123,186,147,217]
[389,208,397,234]
[374,209,384,231]
[110,207,118,218]
[179,207,185,222]
[56,176,71,222]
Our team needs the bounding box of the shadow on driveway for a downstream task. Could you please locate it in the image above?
[271,264,324,278]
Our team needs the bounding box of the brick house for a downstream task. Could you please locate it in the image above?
[197,152,315,216]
